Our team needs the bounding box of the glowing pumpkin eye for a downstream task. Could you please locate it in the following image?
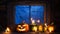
[18,25,21,27]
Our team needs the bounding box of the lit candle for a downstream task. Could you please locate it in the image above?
[5,27,11,33]
[32,20,35,25]
[37,20,40,23]
[44,23,48,27]
[44,23,48,32]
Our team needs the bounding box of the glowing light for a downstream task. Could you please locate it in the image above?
[44,27,47,32]
[44,23,48,32]
[37,20,40,23]
[44,23,47,27]
[31,18,33,21]
[48,26,54,33]
[39,25,43,31]
[32,20,35,25]
[32,26,37,32]
[17,24,29,32]
[17,28,26,31]
[18,25,21,27]
[51,22,54,25]
[5,27,11,33]
[23,24,29,31]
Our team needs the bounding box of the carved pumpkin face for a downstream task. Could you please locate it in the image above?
[17,24,29,32]
[32,26,37,32]
[48,26,54,33]
[30,25,38,32]
[39,25,43,31]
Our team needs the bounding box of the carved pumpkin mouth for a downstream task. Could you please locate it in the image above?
[17,27,26,31]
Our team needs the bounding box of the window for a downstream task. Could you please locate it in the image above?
[15,5,44,24]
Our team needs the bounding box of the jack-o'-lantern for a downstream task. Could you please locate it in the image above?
[29,24,37,32]
[48,26,54,33]
[32,25,37,32]
[30,20,38,32]
[16,23,29,32]
[39,25,43,32]
[44,27,48,32]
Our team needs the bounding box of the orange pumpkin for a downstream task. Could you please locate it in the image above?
[16,23,29,32]
[48,26,54,33]
[39,25,43,31]
[32,26,37,32]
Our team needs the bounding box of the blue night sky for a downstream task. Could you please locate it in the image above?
[15,5,44,24]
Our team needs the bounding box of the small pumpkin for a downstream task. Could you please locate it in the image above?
[39,25,43,32]
[48,26,54,33]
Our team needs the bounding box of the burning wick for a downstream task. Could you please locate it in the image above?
[5,27,11,33]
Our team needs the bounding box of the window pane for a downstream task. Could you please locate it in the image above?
[15,5,29,24]
[31,6,44,23]
[15,5,44,24]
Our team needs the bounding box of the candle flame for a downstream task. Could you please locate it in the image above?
[32,20,35,25]
[48,26,54,33]
[5,27,11,33]
[44,23,47,27]
[37,20,40,23]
